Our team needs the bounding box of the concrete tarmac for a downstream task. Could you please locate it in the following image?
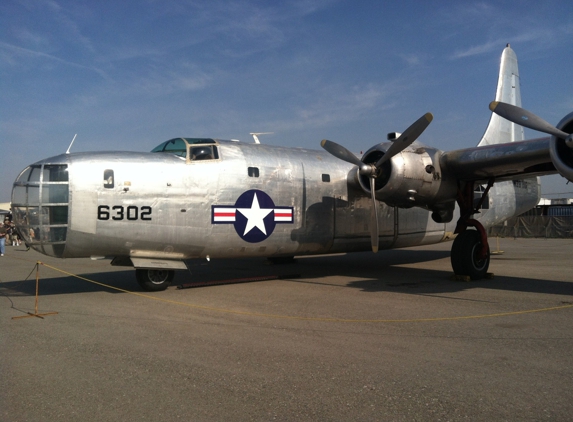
[1,238,572,421]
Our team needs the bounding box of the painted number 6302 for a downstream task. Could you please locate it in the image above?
[97,205,152,221]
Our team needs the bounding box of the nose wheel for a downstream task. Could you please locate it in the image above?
[450,229,490,280]
[136,269,174,291]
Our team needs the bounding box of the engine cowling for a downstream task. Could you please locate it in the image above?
[356,141,457,220]
[549,111,573,182]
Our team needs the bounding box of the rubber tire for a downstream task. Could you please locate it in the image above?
[450,230,490,280]
[135,269,174,291]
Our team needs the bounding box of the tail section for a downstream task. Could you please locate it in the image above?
[476,45,540,226]
[478,44,525,146]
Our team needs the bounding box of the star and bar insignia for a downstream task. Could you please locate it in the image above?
[212,189,294,243]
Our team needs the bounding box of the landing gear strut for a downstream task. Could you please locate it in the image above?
[451,180,493,280]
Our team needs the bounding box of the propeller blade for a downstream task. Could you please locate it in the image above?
[369,176,379,253]
[320,139,363,167]
[489,101,569,139]
[375,112,433,167]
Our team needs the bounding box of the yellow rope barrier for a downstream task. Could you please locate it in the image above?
[32,261,573,324]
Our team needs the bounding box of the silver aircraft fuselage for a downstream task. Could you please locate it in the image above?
[11,139,539,262]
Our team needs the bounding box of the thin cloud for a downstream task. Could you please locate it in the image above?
[0,41,108,79]
[287,82,400,130]
[451,41,500,59]
[11,0,96,53]
[399,53,423,66]
[450,26,570,60]
[135,65,213,95]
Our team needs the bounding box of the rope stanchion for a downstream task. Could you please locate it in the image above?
[12,262,59,320]
[490,236,505,255]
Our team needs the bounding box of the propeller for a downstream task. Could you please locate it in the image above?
[489,101,573,147]
[320,139,379,251]
[369,176,379,252]
[321,112,433,252]
[376,113,433,166]
[320,139,374,176]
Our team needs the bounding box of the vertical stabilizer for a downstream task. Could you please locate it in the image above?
[478,45,524,146]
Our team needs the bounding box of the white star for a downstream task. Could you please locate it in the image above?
[236,193,273,236]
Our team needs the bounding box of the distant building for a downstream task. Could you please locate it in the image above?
[529,198,573,217]
[550,198,573,206]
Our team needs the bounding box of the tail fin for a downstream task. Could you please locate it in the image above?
[478,44,524,146]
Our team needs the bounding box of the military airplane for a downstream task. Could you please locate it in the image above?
[11,45,573,291]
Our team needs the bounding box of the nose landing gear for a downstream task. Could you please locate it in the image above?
[451,180,493,280]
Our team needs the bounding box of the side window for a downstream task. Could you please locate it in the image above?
[190,145,218,161]
[248,167,260,177]
[322,174,330,182]
[104,169,114,189]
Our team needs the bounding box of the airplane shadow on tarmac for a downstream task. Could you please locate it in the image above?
[287,250,573,297]
[2,249,573,299]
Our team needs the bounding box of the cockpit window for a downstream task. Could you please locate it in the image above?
[190,145,218,160]
[151,138,219,163]
[183,138,216,145]
[151,138,187,157]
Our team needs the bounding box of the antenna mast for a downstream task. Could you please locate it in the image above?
[66,134,78,154]
[250,132,273,144]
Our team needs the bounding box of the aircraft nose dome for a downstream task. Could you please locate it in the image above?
[11,159,70,258]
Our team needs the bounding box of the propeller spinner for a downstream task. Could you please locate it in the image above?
[321,112,433,253]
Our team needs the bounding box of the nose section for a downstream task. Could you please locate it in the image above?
[11,158,69,258]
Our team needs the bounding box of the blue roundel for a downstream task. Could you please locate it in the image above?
[234,189,277,243]
[211,189,294,243]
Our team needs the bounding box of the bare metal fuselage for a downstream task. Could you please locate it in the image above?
[12,140,539,262]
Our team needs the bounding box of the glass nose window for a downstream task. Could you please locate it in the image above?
[12,164,69,257]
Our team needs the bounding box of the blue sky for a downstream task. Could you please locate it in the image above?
[1,0,573,202]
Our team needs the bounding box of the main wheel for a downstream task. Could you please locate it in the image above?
[135,269,174,291]
[450,230,490,280]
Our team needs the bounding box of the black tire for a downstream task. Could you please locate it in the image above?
[135,269,174,291]
[450,230,490,280]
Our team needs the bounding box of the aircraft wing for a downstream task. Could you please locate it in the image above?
[440,137,556,183]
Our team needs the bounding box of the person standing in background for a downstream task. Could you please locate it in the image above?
[0,222,7,256]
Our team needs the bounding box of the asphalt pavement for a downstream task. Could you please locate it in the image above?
[1,238,572,421]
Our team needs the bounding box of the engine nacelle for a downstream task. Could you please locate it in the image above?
[357,141,457,219]
[549,111,573,183]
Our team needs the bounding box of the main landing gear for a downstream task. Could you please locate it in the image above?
[136,269,174,291]
[451,180,493,280]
